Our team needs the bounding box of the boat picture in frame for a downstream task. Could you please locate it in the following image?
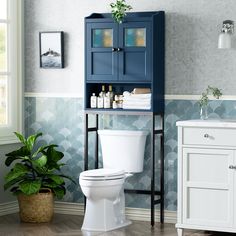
[39,31,64,68]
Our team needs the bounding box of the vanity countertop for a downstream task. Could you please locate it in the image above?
[176,119,236,128]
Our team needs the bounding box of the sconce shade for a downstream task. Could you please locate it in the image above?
[218,32,231,49]
[218,20,234,49]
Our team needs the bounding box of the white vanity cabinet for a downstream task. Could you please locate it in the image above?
[176,120,236,236]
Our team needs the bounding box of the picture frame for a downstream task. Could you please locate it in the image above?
[39,31,64,68]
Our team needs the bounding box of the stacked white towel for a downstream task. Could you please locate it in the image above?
[122,92,151,110]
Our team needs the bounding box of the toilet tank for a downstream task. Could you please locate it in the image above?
[98,130,148,173]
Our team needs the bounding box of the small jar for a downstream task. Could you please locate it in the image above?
[112,101,118,109]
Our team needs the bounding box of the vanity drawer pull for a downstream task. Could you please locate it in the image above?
[229,165,236,169]
[204,134,209,138]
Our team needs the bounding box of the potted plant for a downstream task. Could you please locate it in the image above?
[3,132,75,223]
[199,85,222,119]
[110,0,132,24]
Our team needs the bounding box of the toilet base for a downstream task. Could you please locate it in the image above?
[82,219,131,232]
[81,189,130,232]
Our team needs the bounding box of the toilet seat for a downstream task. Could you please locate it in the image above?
[80,168,125,181]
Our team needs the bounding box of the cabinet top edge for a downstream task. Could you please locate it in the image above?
[176,119,236,128]
[85,11,165,20]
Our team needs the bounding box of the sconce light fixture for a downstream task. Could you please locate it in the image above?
[218,20,234,49]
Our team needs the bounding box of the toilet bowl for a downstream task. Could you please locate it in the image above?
[80,168,129,231]
[80,130,148,232]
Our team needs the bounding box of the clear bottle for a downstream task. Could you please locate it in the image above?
[97,85,106,108]
[90,93,97,108]
[99,85,106,98]
[104,95,111,109]
[97,96,104,108]
[108,85,114,106]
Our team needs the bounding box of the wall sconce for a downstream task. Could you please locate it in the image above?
[218,20,234,49]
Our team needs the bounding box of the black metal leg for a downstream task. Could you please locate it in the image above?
[95,114,99,169]
[84,113,89,210]
[160,114,165,223]
[151,113,155,227]
[84,113,89,171]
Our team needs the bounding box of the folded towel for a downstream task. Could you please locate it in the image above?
[123,97,151,103]
[123,92,151,99]
[123,101,151,106]
[123,105,151,110]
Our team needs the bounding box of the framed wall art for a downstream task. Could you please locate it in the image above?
[39,31,64,68]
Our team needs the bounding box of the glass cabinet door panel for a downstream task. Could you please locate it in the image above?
[125,28,146,47]
[92,29,113,48]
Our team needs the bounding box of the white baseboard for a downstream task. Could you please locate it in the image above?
[0,201,177,224]
[0,201,19,216]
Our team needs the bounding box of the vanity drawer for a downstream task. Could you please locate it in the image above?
[183,127,236,146]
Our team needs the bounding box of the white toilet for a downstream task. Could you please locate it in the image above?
[79,129,148,232]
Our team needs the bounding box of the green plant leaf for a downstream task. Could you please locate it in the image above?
[32,144,57,159]
[53,187,65,199]
[4,176,25,191]
[48,175,64,185]
[42,180,59,189]
[26,133,42,151]
[19,180,41,195]
[47,146,64,162]
[14,132,26,144]
[59,174,76,184]
[5,163,29,182]
[33,155,47,168]
[5,156,24,167]
[5,145,30,158]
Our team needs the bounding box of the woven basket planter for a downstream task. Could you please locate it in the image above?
[17,188,54,223]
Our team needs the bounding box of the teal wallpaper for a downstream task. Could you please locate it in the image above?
[25,97,236,211]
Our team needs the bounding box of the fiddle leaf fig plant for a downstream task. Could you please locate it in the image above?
[3,132,76,199]
[199,85,222,108]
[110,0,132,24]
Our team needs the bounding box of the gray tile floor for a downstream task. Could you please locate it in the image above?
[0,214,234,236]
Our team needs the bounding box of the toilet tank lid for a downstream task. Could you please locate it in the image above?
[80,168,125,178]
[98,129,148,136]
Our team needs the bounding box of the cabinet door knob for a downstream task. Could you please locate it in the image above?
[112,48,117,52]
[117,47,122,52]
[229,165,236,169]
[204,134,209,138]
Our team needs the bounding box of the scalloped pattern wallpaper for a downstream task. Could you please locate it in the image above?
[25,97,236,210]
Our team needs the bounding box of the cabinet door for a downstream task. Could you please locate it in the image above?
[118,22,151,81]
[182,148,234,228]
[86,23,118,81]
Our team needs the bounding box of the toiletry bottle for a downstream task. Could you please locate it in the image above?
[104,95,111,109]
[99,85,106,98]
[90,93,97,108]
[108,85,114,106]
[97,85,105,108]
[97,96,104,108]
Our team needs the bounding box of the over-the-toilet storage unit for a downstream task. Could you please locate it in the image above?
[84,11,165,225]
[176,120,236,235]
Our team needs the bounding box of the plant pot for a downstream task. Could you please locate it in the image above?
[17,188,54,223]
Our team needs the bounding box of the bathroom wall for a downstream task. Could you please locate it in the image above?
[25,0,236,95]
[1,0,235,208]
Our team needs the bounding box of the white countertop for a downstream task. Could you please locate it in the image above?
[176,119,236,128]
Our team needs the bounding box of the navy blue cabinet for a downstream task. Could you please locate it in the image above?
[85,11,165,113]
